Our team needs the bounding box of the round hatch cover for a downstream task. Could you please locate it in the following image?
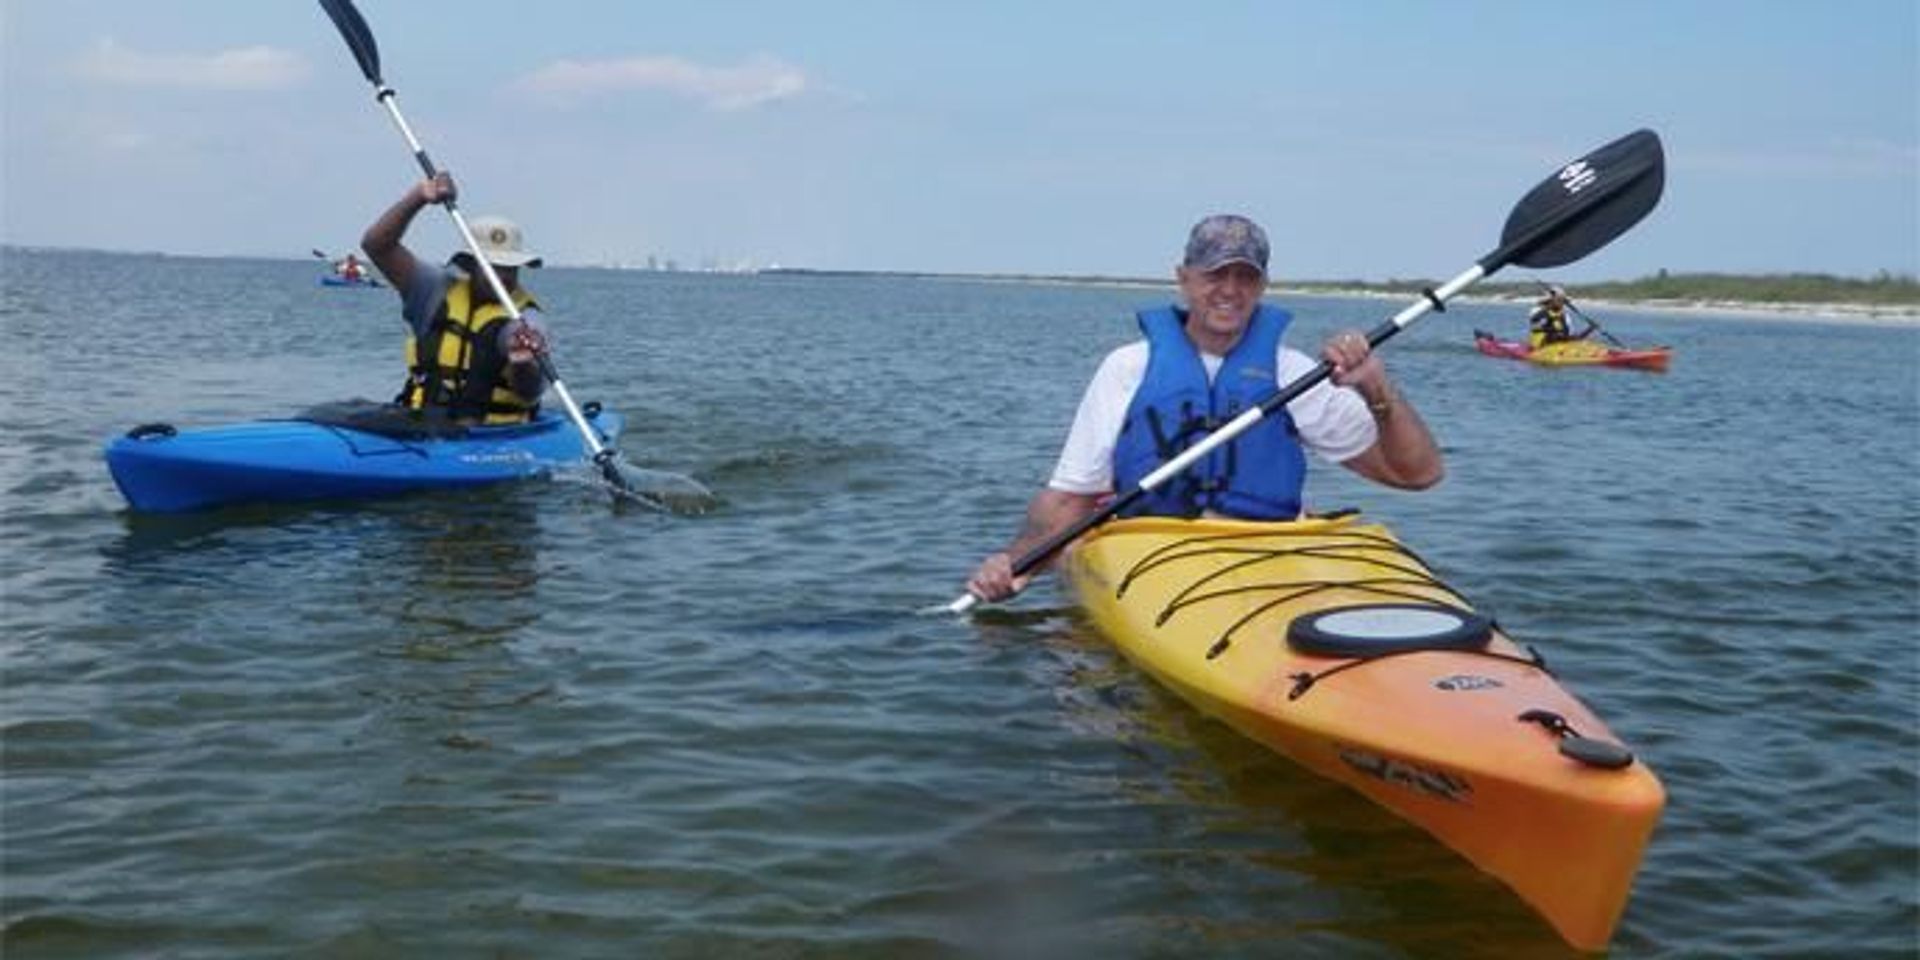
[1287,603,1493,658]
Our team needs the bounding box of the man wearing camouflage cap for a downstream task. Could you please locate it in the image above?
[967,214,1443,602]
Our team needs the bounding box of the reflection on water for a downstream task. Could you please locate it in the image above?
[364,491,546,653]
[100,490,545,641]
[1030,617,1567,957]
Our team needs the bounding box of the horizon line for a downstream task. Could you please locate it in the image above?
[3,242,1913,287]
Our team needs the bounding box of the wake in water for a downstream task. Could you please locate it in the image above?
[554,458,719,515]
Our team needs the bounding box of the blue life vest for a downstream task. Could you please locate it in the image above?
[1112,305,1306,519]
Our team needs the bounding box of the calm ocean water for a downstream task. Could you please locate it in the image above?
[3,248,1916,958]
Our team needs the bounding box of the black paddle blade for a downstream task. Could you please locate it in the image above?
[1490,129,1665,271]
[317,0,383,86]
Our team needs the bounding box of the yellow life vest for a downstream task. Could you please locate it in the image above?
[400,277,541,425]
[1528,302,1570,349]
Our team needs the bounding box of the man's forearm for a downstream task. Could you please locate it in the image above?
[362,190,428,258]
[1004,488,1104,569]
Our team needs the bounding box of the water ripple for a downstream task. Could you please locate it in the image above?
[2,251,1915,958]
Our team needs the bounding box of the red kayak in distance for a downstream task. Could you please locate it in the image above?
[1473,330,1673,372]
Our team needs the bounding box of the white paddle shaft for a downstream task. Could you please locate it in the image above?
[373,87,610,460]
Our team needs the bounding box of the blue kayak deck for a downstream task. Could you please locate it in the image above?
[106,407,624,513]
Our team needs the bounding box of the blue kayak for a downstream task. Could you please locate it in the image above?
[106,403,624,513]
[318,274,383,288]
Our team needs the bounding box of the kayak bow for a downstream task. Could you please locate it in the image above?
[1066,513,1664,950]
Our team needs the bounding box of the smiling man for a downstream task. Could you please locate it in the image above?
[966,214,1444,602]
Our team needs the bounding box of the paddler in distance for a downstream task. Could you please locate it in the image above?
[361,170,551,425]
[965,214,1445,602]
[334,251,367,282]
[1527,285,1589,348]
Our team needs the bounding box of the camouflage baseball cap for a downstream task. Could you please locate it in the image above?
[1183,214,1269,273]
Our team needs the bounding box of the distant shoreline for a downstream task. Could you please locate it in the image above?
[758,267,1919,325]
[6,246,1914,325]
[1266,285,1920,326]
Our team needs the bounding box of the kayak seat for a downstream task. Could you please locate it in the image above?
[1286,602,1493,659]
[294,399,471,441]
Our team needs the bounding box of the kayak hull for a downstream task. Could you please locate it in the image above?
[1474,332,1671,371]
[106,407,623,513]
[318,274,383,288]
[1065,514,1663,951]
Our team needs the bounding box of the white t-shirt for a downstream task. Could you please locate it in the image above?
[1048,340,1378,495]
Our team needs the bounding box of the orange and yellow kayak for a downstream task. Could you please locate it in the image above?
[1475,330,1673,372]
[1066,513,1664,951]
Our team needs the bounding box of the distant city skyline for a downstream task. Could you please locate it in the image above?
[3,2,1914,281]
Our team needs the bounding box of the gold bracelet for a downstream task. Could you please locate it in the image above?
[1368,390,1396,418]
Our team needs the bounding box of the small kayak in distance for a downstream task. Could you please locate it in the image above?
[1065,513,1664,950]
[318,274,383,288]
[1474,330,1672,371]
[106,403,623,513]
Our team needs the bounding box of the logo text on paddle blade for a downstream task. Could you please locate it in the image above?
[1558,161,1598,194]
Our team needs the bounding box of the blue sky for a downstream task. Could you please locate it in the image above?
[3,1,1914,281]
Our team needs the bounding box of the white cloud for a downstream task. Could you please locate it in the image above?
[517,55,808,110]
[76,37,309,91]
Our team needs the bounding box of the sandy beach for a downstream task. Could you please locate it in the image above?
[944,275,1919,327]
[1274,286,1920,328]
[630,265,1920,328]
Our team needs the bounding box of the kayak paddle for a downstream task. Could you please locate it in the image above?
[316,0,715,514]
[942,128,1665,614]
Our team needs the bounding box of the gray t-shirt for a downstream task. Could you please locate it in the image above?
[402,266,548,402]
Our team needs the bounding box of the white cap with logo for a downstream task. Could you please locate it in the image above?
[466,215,543,268]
